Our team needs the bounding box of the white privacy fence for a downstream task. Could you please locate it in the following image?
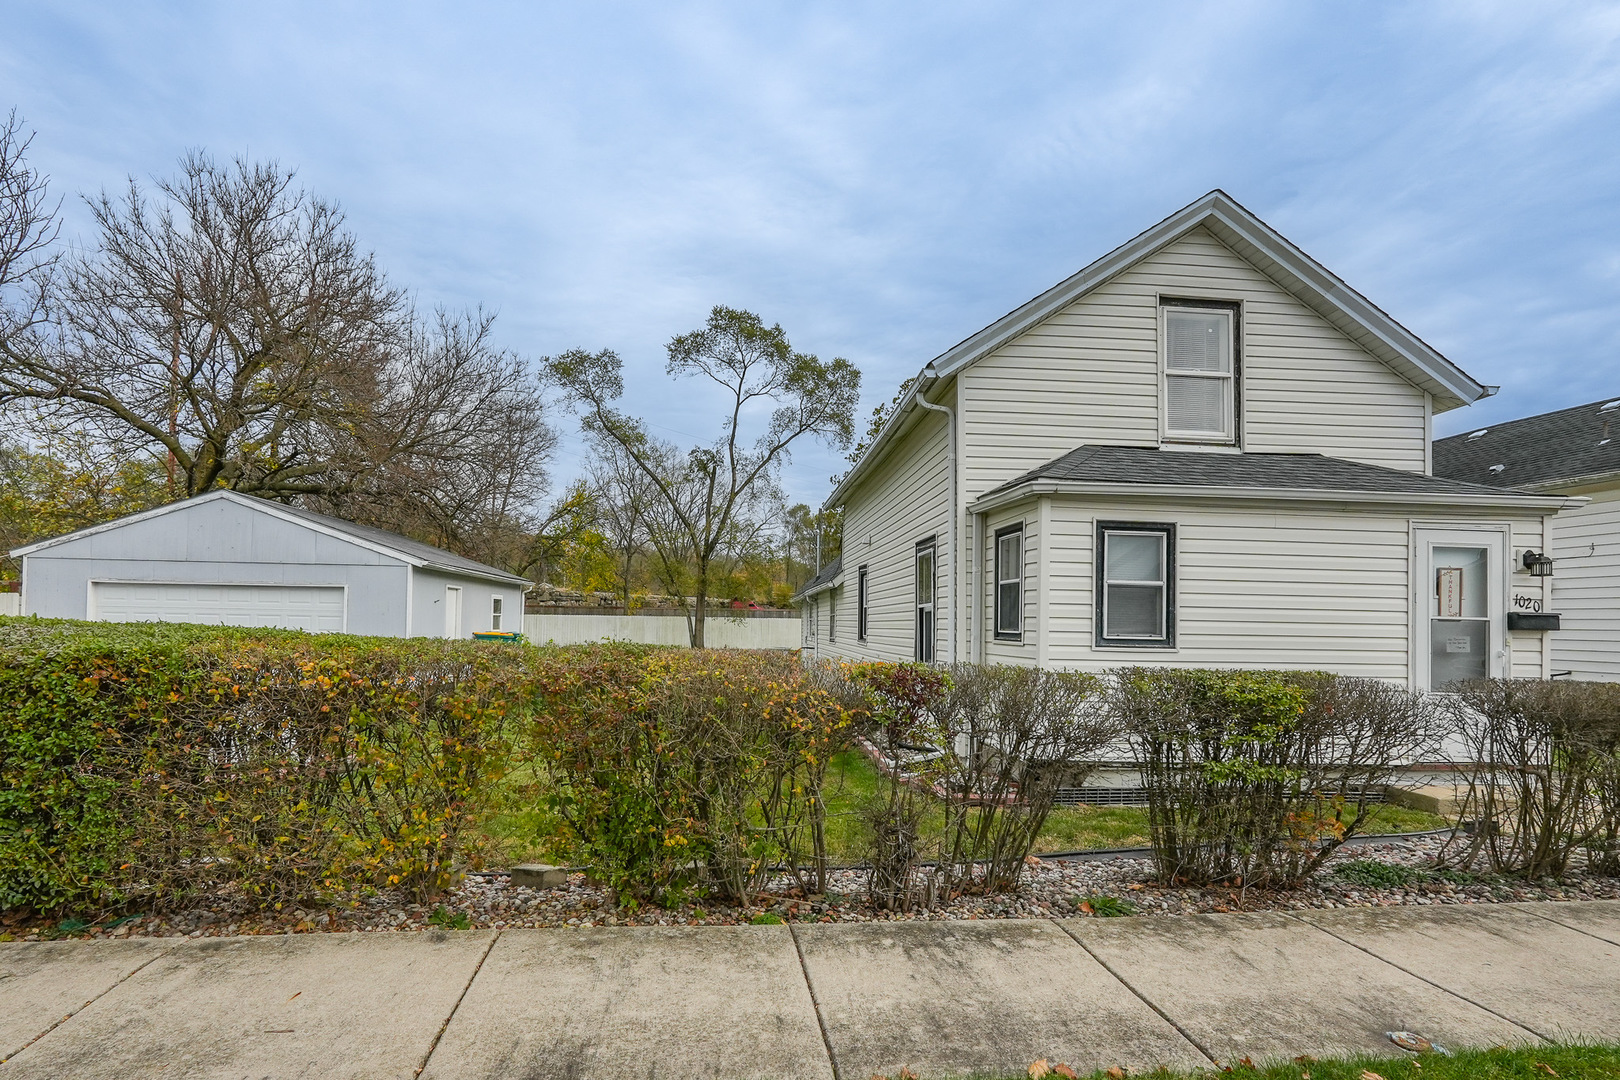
[0,594,20,617]
[522,612,801,650]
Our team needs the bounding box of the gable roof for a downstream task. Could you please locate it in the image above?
[971,445,1572,513]
[827,190,1489,511]
[10,489,531,586]
[1433,395,1620,491]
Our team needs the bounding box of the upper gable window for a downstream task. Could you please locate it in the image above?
[1162,301,1238,443]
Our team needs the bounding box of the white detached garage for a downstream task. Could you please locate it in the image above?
[9,490,529,638]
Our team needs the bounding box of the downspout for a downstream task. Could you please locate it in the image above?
[913,385,957,665]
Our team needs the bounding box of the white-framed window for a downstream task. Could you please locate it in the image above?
[1096,522,1175,647]
[1163,301,1237,443]
[915,538,936,662]
[491,595,503,631]
[994,525,1023,640]
[857,566,869,641]
[828,590,837,642]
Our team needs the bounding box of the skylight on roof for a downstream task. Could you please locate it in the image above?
[1489,464,1506,473]
[1467,429,1489,439]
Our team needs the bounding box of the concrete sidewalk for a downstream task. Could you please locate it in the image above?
[2,902,1615,1079]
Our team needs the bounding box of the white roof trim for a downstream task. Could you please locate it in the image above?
[827,190,1486,512]
[968,479,1579,516]
[9,490,529,586]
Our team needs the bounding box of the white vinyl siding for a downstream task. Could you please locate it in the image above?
[958,227,1429,507]
[825,399,953,662]
[1006,496,1547,683]
[1550,490,1619,680]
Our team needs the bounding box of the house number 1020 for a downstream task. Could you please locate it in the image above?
[1512,595,1543,613]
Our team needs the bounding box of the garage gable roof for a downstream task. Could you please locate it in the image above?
[10,490,531,587]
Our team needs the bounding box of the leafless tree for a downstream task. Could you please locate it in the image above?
[0,112,62,423]
[0,144,557,572]
[548,306,859,645]
[587,434,657,610]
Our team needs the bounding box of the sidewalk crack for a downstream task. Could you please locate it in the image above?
[1283,913,1550,1042]
[788,923,842,1080]
[414,931,501,1079]
[1517,904,1620,948]
[1049,919,1217,1066]
[1,944,171,1064]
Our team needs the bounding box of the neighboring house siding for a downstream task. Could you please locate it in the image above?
[828,404,952,662]
[971,496,1549,684]
[1550,487,1620,680]
[20,498,411,636]
[958,227,1429,506]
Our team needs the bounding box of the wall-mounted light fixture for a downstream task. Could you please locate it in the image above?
[1521,550,1554,577]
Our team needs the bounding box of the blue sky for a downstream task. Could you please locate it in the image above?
[5,2,1620,506]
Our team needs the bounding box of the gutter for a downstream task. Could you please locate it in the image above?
[911,374,957,664]
[969,479,1583,516]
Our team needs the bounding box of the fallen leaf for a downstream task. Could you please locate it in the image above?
[1104,1069,1126,1080]
[1360,1071,1386,1080]
[1028,1059,1050,1079]
[1240,1057,1255,1068]
[1293,1056,1317,1065]
[1079,901,1094,914]
[1053,1065,1078,1079]
[1535,1066,1559,1077]
[286,991,300,1001]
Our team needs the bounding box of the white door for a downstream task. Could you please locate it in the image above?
[444,586,463,638]
[1414,527,1507,691]
[90,582,346,633]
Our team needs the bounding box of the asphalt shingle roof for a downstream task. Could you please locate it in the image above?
[1433,396,1620,490]
[267,500,529,583]
[793,555,842,600]
[985,444,1540,500]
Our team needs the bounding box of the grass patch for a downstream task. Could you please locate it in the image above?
[975,1042,1620,1079]
[479,748,1455,869]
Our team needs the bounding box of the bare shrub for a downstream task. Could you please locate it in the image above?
[1439,678,1620,879]
[931,664,1115,897]
[847,662,951,912]
[1114,668,1439,888]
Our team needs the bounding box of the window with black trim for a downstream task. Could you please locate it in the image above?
[915,538,936,662]
[994,525,1023,640]
[1095,521,1175,647]
[1163,300,1238,444]
[857,566,869,641]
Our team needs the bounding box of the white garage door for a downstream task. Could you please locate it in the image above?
[90,582,347,633]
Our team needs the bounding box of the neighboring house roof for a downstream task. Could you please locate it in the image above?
[970,445,1573,514]
[1433,396,1620,491]
[827,189,1490,512]
[10,489,531,586]
[792,555,843,601]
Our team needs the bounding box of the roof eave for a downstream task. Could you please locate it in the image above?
[929,190,1483,410]
[968,479,1578,516]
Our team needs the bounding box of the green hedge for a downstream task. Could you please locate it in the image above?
[0,617,520,916]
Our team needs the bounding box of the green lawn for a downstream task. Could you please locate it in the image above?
[977,1042,1620,1079]
[484,748,1450,868]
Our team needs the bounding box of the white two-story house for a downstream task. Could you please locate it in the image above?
[797,191,1577,691]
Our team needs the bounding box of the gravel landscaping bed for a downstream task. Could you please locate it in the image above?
[9,834,1619,941]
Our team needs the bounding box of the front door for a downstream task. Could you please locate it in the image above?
[1414,527,1507,691]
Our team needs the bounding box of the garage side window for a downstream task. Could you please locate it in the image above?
[1095,521,1175,648]
[491,595,503,631]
